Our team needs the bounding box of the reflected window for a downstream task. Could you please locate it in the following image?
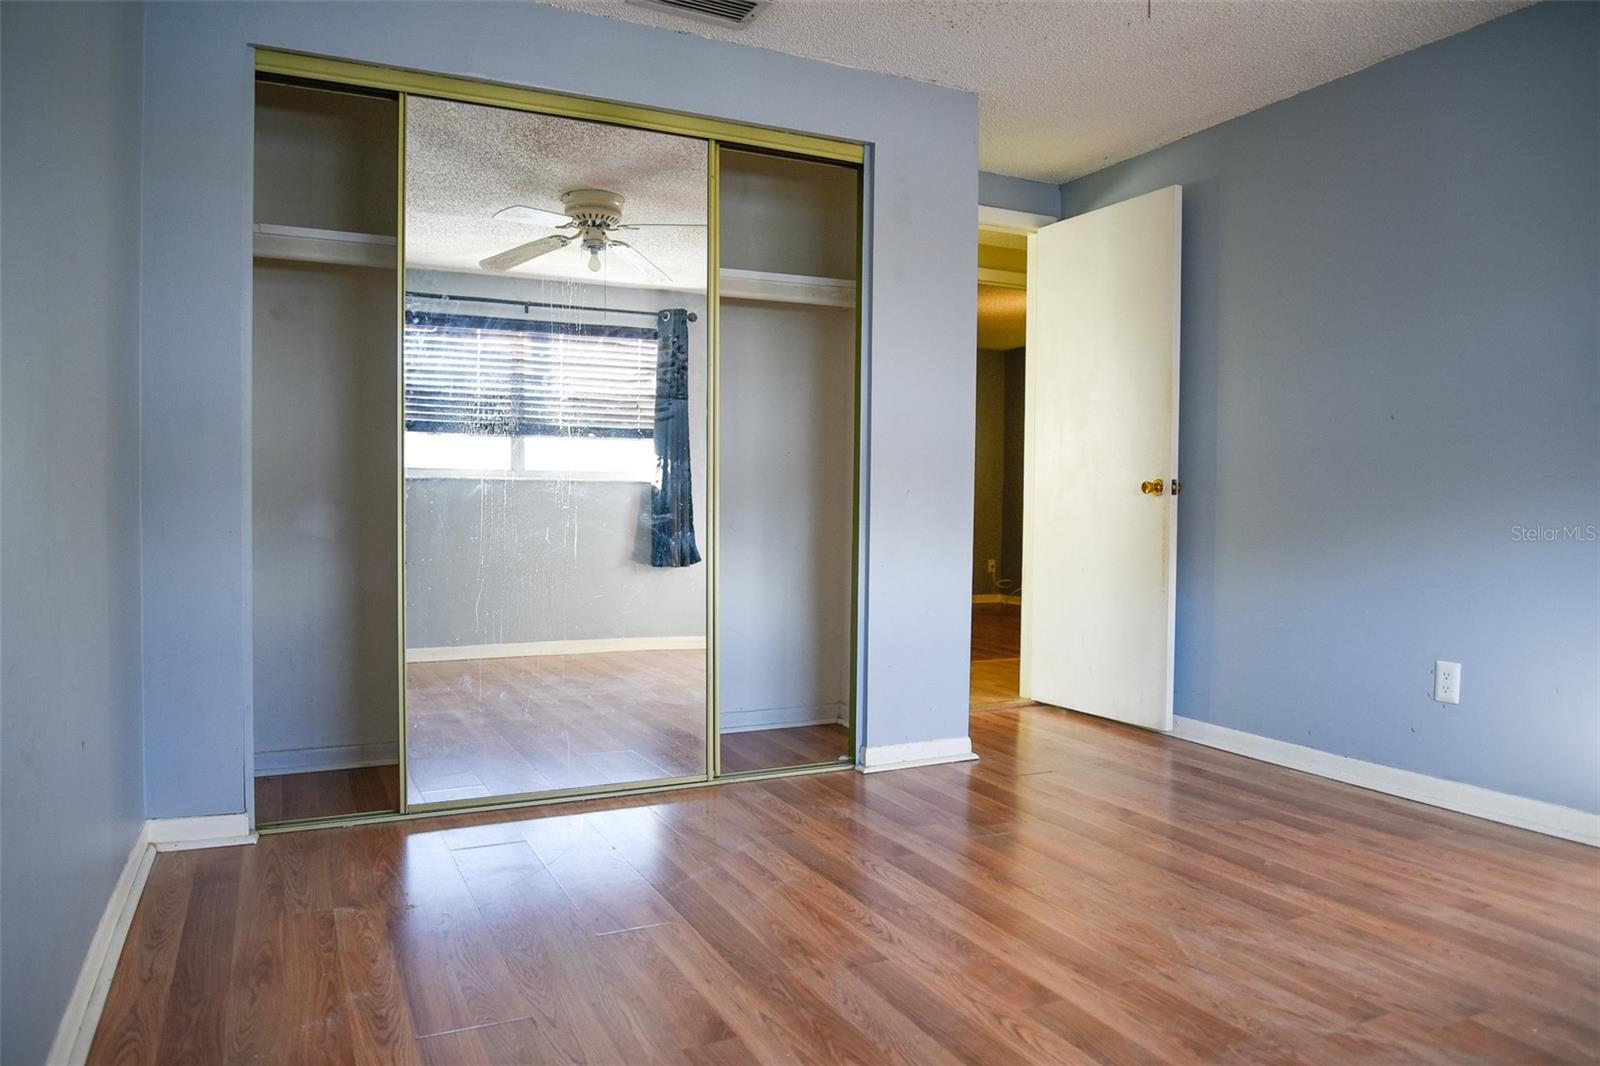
[402,430,654,480]
[403,309,658,480]
[404,431,514,474]
[520,434,655,480]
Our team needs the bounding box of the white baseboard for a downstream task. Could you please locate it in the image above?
[407,635,706,663]
[254,741,398,776]
[47,824,155,1065]
[972,593,1022,606]
[46,811,258,1063]
[857,736,979,774]
[145,813,257,852]
[720,702,847,734]
[1170,717,1599,847]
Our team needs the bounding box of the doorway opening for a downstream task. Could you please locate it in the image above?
[969,190,1183,733]
[970,224,1029,711]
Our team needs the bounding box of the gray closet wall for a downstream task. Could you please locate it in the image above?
[718,149,858,734]
[252,83,399,771]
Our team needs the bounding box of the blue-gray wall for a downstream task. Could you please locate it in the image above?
[139,1,977,818]
[979,170,1059,217]
[0,4,147,1061]
[1061,1,1599,813]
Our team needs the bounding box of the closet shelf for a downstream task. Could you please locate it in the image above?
[251,232,856,305]
[719,268,855,308]
[253,224,397,268]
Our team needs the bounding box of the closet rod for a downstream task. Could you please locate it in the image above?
[404,290,695,321]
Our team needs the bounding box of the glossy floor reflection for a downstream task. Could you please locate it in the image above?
[93,705,1600,1065]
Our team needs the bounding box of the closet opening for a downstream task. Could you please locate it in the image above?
[248,50,866,830]
[251,76,402,823]
[714,146,861,775]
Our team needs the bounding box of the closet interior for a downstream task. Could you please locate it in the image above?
[716,147,860,775]
[251,78,401,822]
[248,62,864,827]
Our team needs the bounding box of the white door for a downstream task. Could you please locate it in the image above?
[1020,186,1181,730]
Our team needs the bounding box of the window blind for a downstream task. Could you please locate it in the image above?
[404,310,659,439]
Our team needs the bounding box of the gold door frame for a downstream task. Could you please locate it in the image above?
[252,49,866,831]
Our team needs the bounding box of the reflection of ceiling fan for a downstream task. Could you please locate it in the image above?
[478,188,700,282]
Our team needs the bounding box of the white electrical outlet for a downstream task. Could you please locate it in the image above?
[986,558,997,576]
[1433,660,1461,704]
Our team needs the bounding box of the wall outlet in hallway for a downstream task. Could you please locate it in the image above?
[1433,660,1462,704]
[986,558,997,576]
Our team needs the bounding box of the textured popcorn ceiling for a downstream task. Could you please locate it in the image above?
[538,0,1524,182]
[406,95,708,289]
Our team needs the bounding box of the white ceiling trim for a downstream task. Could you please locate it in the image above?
[978,205,1056,234]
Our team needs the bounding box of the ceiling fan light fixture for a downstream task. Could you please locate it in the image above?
[561,189,627,229]
[482,187,692,278]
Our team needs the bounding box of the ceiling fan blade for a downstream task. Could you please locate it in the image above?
[609,239,672,284]
[479,233,573,272]
[492,204,573,227]
[614,222,708,229]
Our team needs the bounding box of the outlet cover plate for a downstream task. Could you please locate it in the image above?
[1433,660,1461,704]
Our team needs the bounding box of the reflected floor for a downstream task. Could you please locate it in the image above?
[406,649,847,805]
[407,649,707,805]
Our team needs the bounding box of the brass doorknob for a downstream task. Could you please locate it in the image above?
[1140,478,1164,496]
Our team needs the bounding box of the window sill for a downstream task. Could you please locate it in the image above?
[405,467,654,485]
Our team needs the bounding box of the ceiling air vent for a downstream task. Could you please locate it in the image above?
[626,0,768,27]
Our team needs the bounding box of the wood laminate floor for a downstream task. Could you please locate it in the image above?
[721,723,851,775]
[255,765,401,824]
[95,704,1599,1064]
[971,603,1028,710]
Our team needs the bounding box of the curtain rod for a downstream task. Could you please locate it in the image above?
[404,290,696,322]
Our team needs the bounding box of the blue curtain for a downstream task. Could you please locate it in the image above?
[650,308,701,567]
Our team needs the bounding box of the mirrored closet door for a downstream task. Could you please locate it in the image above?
[402,97,710,809]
